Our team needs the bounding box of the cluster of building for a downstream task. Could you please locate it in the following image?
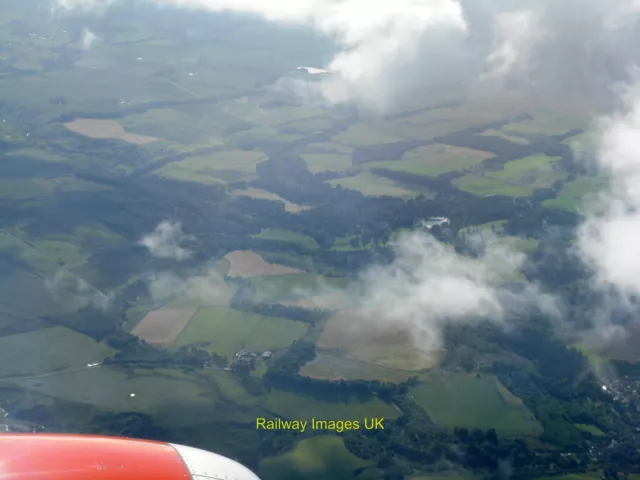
[232,349,272,370]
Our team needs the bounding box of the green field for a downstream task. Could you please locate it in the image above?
[409,374,542,435]
[154,163,226,185]
[200,369,261,407]
[0,269,72,325]
[252,229,319,250]
[303,142,354,155]
[452,175,532,197]
[232,188,309,213]
[155,149,267,184]
[262,389,398,421]
[227,126,302,148]
[486,154,563,188]
[458,220,507,237]
[411,474,477,480]
[367,144,493,177]
[0,177,110,200]
[120,105,235,145]
[493,153,560,173]
[260,436,374,480]
[503,236,540,254]
[249,274,350,303]
[11,367,220,423]
[174,307,308,359]
[328,172,422,198]
[0,327,114,377]
[331,235,378,252]
[0,232,90,276]
[64,223,127,250]
[503,113,588,136]
[542,176,609,212]
[278,117,335,135]
[532,472,607,480]
[228,102,326,128]
[458,221,539,253]
[13,222,124,255]
[562,132,598,156]
[301,353,416,383]
[575,423,605,436]
[477,129,529,145]
[301,153,353,173]
[398,101,523,139]
[333,123,403,146]
[570,342,620,372]
[453,154,563,197]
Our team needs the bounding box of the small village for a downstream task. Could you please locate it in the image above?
[230,349,272,371]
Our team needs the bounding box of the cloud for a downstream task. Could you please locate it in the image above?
[577,85,640,297]
[45,270,113,311]
[572,82,640,357]
[50,0,640,111]
[138,221,193,261]
[350,230,556,355]
[80,28,98,50]
[147,267,228,305]
[484,10,541,80]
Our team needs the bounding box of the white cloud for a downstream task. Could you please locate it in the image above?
[81,28,98,49]
[485,10,540,80]
[354,230,555,354]
[578,85,640,297]
[147,267,228,304]
[138,221,192,261]
[45,270,113,311]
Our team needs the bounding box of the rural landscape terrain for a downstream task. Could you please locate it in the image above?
[2,1,640,479]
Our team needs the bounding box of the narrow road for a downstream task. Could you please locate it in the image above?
[0,364,103,383]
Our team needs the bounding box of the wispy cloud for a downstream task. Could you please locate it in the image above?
[45,270,113,311]
[138,221,193,261]
[484,10,541,80]
[355,230,556,354]
[80,27,98,50]
[146,267,229,305]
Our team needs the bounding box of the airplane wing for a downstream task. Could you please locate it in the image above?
[0,433,261,480]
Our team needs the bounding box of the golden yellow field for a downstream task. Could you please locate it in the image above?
[64,118,160,144]
[131,307,198,345]
[225,250,301,277]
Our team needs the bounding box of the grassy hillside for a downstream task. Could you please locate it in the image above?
[260,436,375,480]
[409,374,542,436]
[174,307,308,358]
[0,327,114,377]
